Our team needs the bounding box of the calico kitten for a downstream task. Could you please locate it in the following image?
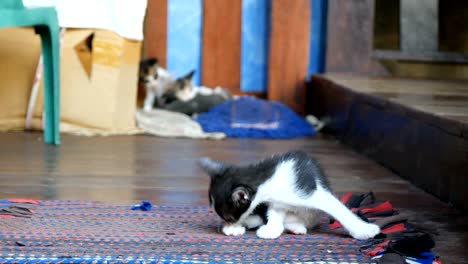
[199,151,381,240]
[162,70,231,116]
[139,58,173,110]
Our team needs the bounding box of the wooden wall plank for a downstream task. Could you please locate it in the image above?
[326,0,388,76]
[143,0,168,67]
[202,0,242,92]
[268,0,311,114]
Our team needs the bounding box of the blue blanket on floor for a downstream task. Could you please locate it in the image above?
[195,97,316,139]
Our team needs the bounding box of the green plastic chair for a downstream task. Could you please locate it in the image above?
[0,0,60,144]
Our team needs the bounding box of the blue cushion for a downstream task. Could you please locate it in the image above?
[195,97,316,139]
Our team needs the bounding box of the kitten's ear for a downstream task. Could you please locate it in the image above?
[141,58,158,66]
[148,58,158,66]
[199,157,227,177]
[183,70,195,81]
[232,187,250,205]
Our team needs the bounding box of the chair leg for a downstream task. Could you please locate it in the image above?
[36,25,60,145]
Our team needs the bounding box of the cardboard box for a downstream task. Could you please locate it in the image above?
[0,28,141,135]
[0,28,41,131]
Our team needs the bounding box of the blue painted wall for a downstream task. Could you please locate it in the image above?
[308,0,328,79]
[240,0,271,93]
[167,0,203,85]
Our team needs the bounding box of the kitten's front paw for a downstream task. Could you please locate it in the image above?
[349,223,380,240]
[222,224,246,236]
[256,225,284,239]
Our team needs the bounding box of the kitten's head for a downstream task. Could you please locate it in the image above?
[199,157,252,223]
[139,58,172,95]
[139,58,158,85]
[163,70,196,102]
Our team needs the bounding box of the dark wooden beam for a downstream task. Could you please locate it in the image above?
[268,0,311,115]
[143,0,168,67]
[202,0,241,93]
[326,0,388,75]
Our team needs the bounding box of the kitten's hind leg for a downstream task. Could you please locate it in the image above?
[284,214,307,235]
[307,187,380,240]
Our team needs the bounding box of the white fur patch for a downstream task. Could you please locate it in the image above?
[175,88,197,102]
[197,86,215,95]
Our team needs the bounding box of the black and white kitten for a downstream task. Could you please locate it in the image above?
[199,151,381,240]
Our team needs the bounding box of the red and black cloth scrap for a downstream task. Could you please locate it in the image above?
[0,199,39,219]
[330,192,442,264]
